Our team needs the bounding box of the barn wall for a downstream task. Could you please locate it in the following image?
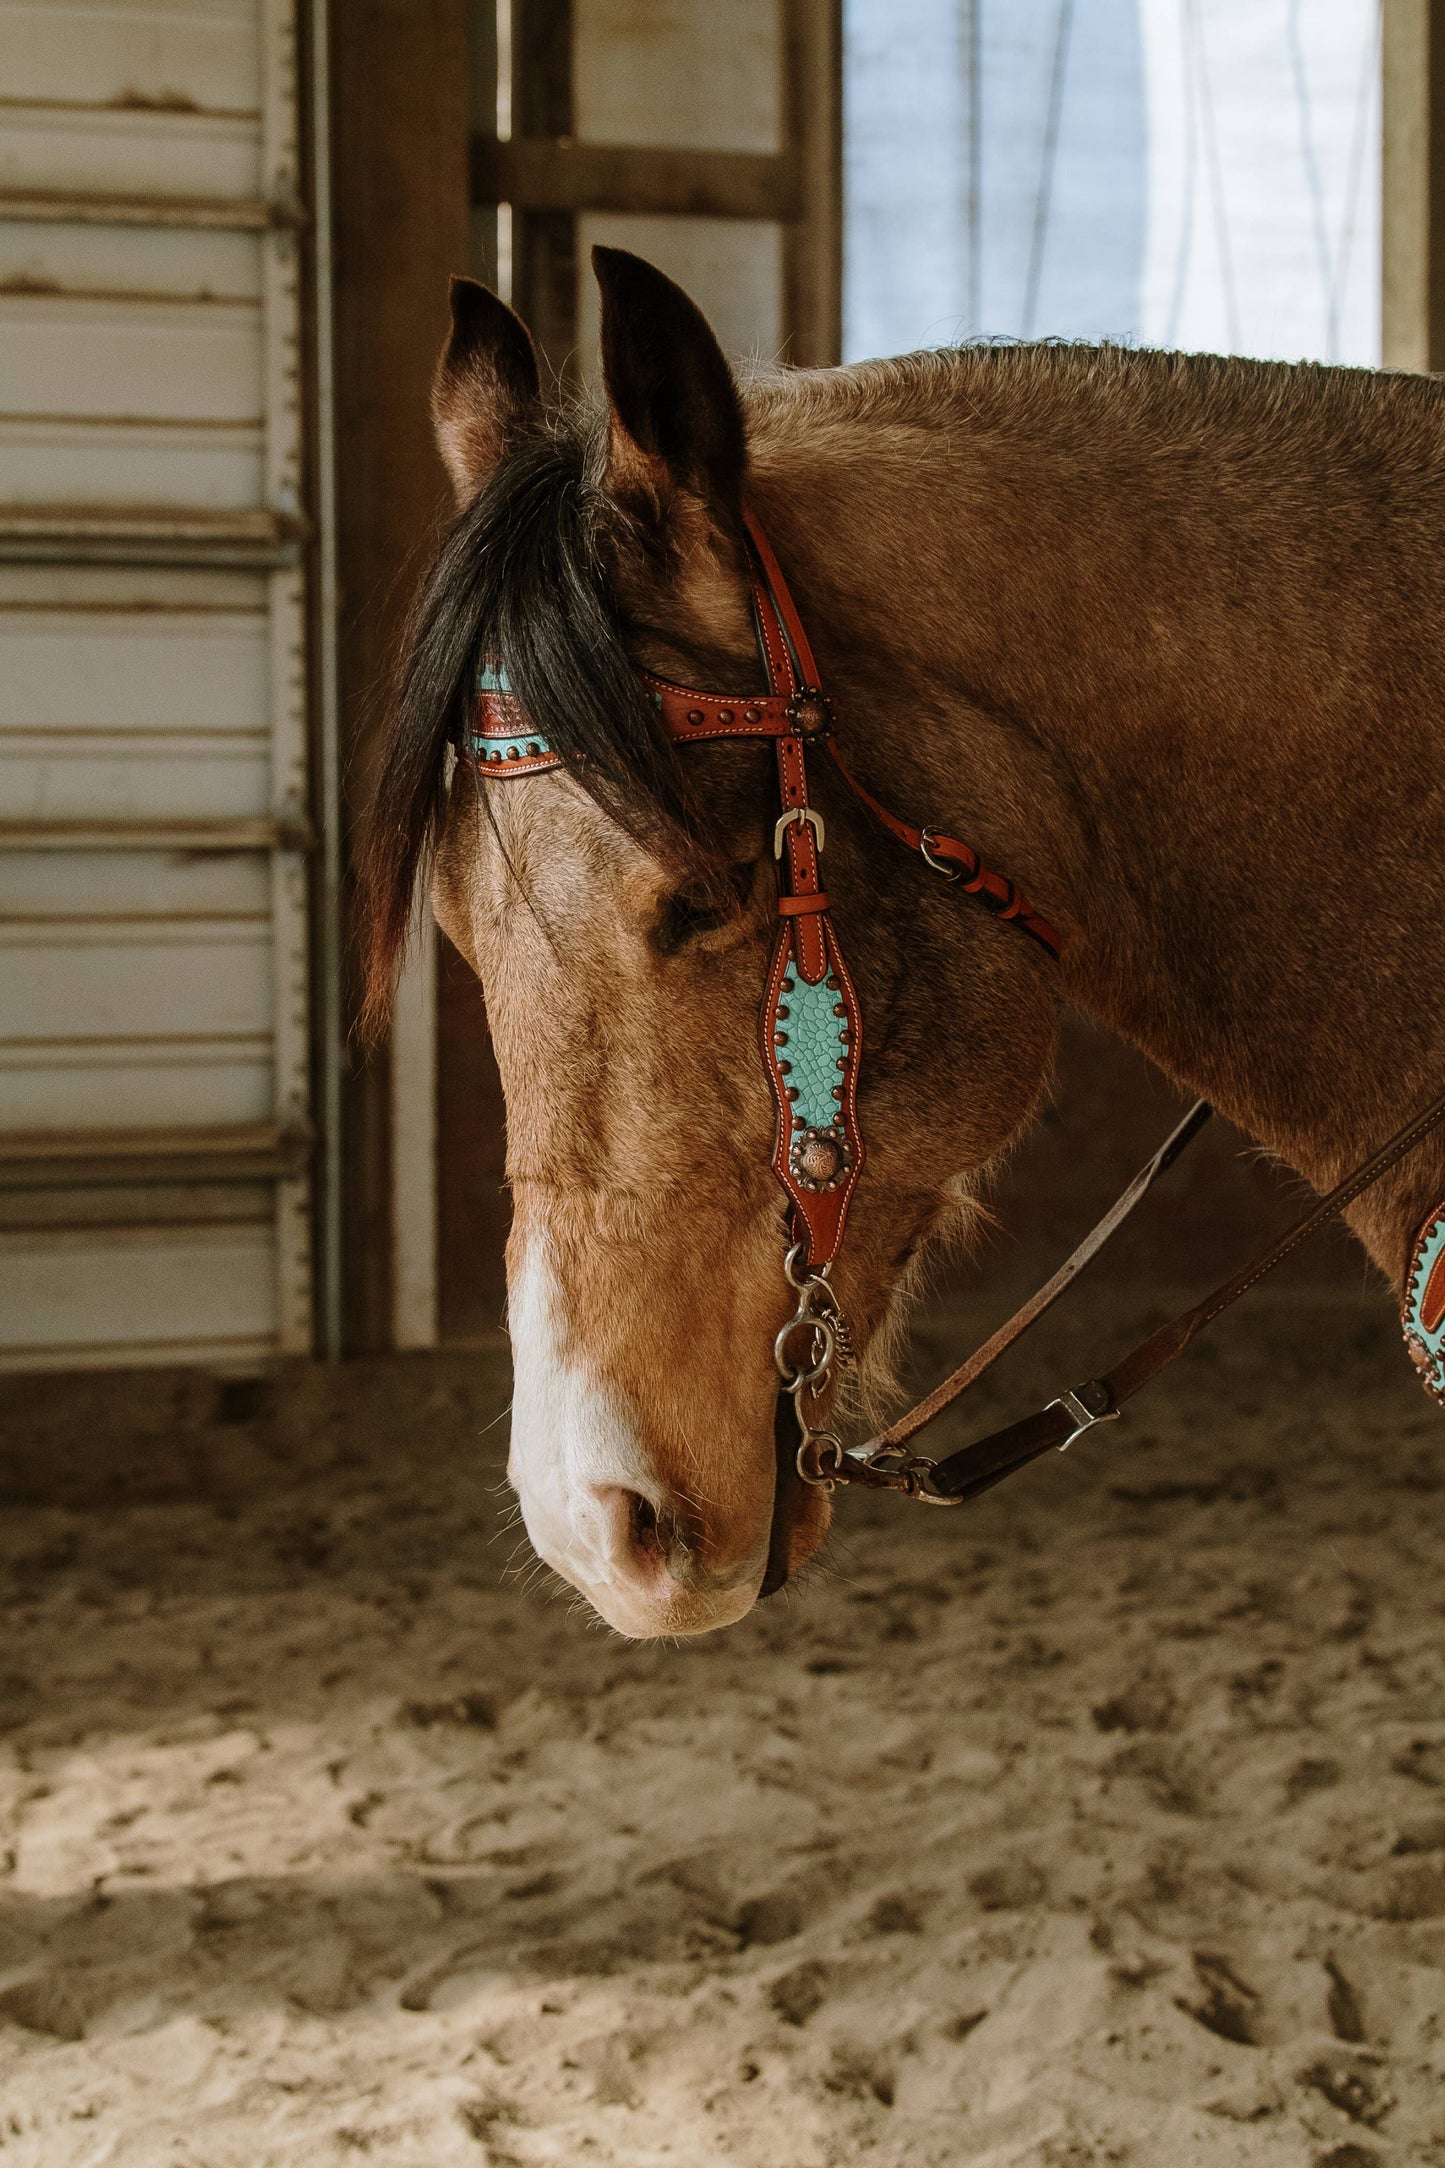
[0,0,316,1371]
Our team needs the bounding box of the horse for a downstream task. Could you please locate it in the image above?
[361,247,1445,1640]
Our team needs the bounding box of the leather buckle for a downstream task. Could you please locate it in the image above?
[1047,1379,1119,1450]
[774,806,826,858]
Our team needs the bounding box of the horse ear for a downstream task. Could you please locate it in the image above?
[592,246,746,522]
[431,276,543,504]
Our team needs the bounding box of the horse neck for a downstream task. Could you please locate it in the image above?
[745,351,1445,1276]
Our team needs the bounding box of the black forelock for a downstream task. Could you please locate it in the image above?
[360,428,705,1034]
[420,429,690,828]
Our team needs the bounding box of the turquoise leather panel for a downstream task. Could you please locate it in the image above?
[776,962,847,1129]
[471,659,552,760]
[1404,1210,1445,1399]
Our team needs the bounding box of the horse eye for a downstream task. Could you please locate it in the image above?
[651,862,757,955]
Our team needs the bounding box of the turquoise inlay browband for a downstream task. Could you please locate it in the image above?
[468,661,554,766]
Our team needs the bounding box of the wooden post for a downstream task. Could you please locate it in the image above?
[514,0,578,384]
[1383,0,1445,370]
[329,0,469,1349]
[784,0,843,368]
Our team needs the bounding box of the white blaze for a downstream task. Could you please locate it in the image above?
[506,1234,656,1589]
[504,1233,763,1637]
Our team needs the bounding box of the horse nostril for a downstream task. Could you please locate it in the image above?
[627,1491,664,1560]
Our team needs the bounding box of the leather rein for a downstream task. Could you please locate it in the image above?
[468,508,1445,1512]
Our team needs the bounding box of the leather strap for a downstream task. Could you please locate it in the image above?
[824,743,1062,957]
[868,1097,1213,1453]
[909,1078,1445,1501]
[746,527,860,1263]
[471,517,1063,966]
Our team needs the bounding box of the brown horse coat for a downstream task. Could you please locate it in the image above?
[363,254,1445,1635]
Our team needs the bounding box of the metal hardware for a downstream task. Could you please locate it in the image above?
[830,1440,962,1504]
[774,1308,836,1387]
[797,1432,844,1484]
[1048,1380,1120,1449]
[919,827,962,880]
[775,1247,854,1490]
[782,1238,825,1290]
[787,690,834,737]
[774,805,826,858]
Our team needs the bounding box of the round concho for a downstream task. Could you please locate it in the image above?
[789,1124,852,1193]
[787,691,833,739]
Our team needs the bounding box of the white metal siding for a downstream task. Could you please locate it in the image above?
[0,0,312,1370]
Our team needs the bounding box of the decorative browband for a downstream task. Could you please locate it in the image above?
[467,663,558,775]
[467,670,1060,962]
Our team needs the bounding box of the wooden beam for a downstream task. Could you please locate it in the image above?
[783,0,842,367]
[329,0,468,1351]
[0,189,302,231]
[1383,0,1445,370]
[0,817,315,853]
[472,137,804,223]
[513,0,577,383]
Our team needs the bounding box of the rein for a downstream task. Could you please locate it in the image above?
[468,509,1445,1515]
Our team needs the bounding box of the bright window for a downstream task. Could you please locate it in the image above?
[843,0,1381,366]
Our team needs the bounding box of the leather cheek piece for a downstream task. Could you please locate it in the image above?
[778,892,832,916]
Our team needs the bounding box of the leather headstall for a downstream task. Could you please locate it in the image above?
[464,508,1445,1515]
[467,506,1060,1278]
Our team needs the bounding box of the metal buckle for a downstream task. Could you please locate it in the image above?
[919,827,961,880]
[1047,1380,1120,1450]
[774,805,826,858]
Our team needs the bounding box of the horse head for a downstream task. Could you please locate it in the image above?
[362,250,1060,1637]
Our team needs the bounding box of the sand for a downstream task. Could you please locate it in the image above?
[0,1290,1442,2167]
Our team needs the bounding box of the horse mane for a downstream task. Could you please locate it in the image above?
[748,337,1436,455]
[358,428,693,1041]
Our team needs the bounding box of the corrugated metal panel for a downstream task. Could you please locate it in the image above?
[0,0,313,1370]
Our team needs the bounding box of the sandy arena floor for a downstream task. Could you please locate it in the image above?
[0,1292,1442,2167]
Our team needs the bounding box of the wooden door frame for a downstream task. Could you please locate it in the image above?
[473,0,843,379]
[1383,0,1445,369]
[324,0,470,1352]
